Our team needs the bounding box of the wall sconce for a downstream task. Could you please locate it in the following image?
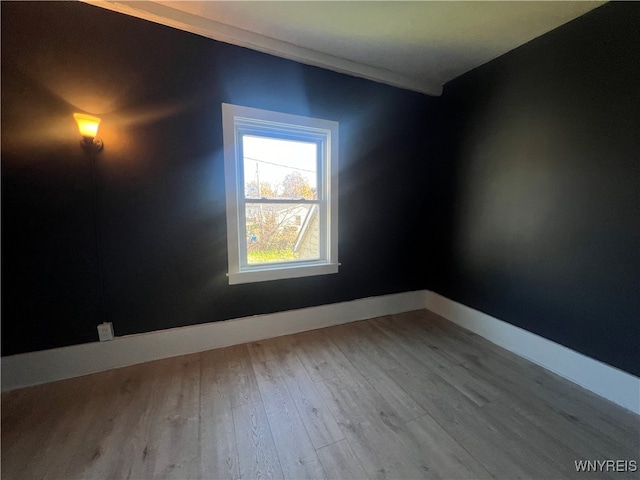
[74,113,103,152]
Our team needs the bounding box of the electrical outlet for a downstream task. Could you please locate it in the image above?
[97,322,114,341]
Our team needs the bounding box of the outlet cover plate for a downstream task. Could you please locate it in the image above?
[97,322,114,342]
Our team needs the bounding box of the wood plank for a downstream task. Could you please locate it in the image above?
[2,309,637,480]
[316,439,370,480]
[31,373,116,480]
[1,384,68,479]
[70,363,161,480]
[233,401,284,480]
[366,327,557,480]
[372,315,499,406]
[270,335,345,450]
[413,312,640,458]
[247,337,286,364]
[439,343,636,464]
[326,322,427,422]
[225,344,262,408]
[287,330,339,383]
[405,414,493,480]
[315,379,430,480]
[374,312,637,476]
[149,354,201,480]
[291,329,421,427]
[480,399,616,480]
[328,321,400,371]
[201,348,240,480]
[422,309,639,440]
[253,359,327,479]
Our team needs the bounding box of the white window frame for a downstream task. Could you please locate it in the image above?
[222,103,339,285]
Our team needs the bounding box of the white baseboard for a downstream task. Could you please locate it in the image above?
[1,290,426,392]
[3,289,638,415]
[425,291,640,415]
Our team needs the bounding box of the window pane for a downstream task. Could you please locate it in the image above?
[243,135,317,200]
[246,204,320,264]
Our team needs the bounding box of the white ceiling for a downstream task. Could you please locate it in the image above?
[87,1,605,96]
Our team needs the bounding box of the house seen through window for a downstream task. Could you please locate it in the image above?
[222,104,339,284]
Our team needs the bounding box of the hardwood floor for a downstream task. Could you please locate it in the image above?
[2,309,638,479]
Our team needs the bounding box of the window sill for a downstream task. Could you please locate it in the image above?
[228,263,339,285]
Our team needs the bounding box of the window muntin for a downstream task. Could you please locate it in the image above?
[222,104,338,284]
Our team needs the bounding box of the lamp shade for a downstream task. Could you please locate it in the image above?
[74,113,101,138]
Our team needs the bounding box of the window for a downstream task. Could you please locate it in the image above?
[222,104,339,284]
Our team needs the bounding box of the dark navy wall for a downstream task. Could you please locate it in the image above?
[1,2,436,355]
[434,2,640,376]
[3,2,638,378]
